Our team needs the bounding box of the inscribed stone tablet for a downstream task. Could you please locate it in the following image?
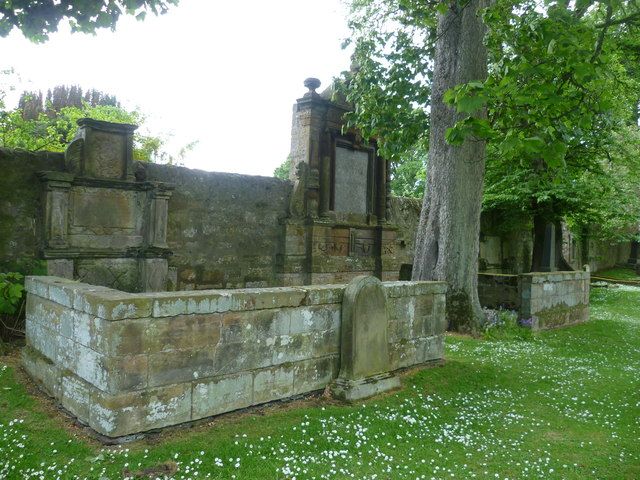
[334,147,368,214]
[85,130,126,179]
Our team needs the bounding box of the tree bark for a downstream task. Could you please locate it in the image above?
[412,0,489,333]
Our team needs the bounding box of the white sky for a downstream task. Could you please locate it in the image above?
[1,0,352,176]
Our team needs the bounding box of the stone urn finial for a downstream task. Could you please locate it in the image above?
[303,77,321,96]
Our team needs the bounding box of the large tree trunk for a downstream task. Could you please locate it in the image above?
[412,1,489,333]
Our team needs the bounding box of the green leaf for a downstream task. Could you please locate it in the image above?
[436,3,449,15]
[542,140,568,169]
[445,127,465,146]
[443,88,456,106]
[456,94,486,113]
[547,39,556,55]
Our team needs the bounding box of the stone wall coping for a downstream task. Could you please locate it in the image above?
[521,271,589,283]
[478,271,589,280]
[382,281,447,297]
[25,276,446,321]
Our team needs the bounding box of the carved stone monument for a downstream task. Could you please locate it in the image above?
[278,78,401,286]
[331,276,400,401]
[38,118,173,292]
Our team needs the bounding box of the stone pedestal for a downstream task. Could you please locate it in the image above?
[331,276,400,401]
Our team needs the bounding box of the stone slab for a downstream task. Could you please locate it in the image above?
[331,373,401,402]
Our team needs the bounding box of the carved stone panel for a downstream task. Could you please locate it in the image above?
[84,130,126,179]
[334,147,369,215]
[68,187,144,249]
[350,229,375,257]
[313,227,349,256]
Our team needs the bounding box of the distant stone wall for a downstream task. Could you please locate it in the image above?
[478,270,590,330]
[0,149,293,290]
[23,276,446,437]
[386,197,421,277]
[563,231,632,272]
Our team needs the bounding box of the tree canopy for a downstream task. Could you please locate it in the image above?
[0,0,178,42]
[0,81,196,164]
[343,0,640,242]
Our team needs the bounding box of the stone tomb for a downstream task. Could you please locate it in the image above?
[279,79,401,287]
[39,118,173,292]
[23,275,446,438]
[478,269,590,330]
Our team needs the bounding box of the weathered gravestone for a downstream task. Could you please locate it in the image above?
[38,118,173,292]
[331,275,400,401]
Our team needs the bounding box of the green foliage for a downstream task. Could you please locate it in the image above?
[337,0,434,160]
[0,80,197,164]
[343,0,640,240]
[0,0,179,42]
[388,145,427,198]
[0,272,24,316]
[273,157,291,180]
[0,101,160,161]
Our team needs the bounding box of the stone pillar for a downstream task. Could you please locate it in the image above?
[377,157,388,224]
[319,153,332,218]
[38,171,74,249]
[288,78,327,219]
[147,183,173,249]
[331,276,400,401]
[628,240,639,266]
[540,223,556,272]
[140,258,169,292]
[139,183,174,292]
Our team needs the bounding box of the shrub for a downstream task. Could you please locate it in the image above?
[0,272,26,345]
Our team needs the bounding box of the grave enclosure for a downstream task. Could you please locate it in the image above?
[19,80,449,438]
[9,79,599,437]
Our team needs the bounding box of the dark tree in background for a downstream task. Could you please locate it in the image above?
[19,85,120,120]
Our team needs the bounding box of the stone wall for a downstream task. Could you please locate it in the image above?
[0,148,64,274]
[140,163,292,290]
[478,270,590,330]
[562,229,632,272]
[386,196,422,277]
[521,271,590,330]
[0,145,631,287]
[23,275,446,438]
[477,273,520,310]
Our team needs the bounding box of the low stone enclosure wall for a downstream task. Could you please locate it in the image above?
[478,270,590,330]
[23,275,446,438]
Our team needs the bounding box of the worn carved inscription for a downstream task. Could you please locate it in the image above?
[313,228,349,256]
[85,131,125,179]
[334,147,369,215]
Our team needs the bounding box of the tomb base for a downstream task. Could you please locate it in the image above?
[331,372,400,402]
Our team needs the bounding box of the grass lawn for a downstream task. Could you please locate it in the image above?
[1,285,639,479]
[594,267,640,282]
